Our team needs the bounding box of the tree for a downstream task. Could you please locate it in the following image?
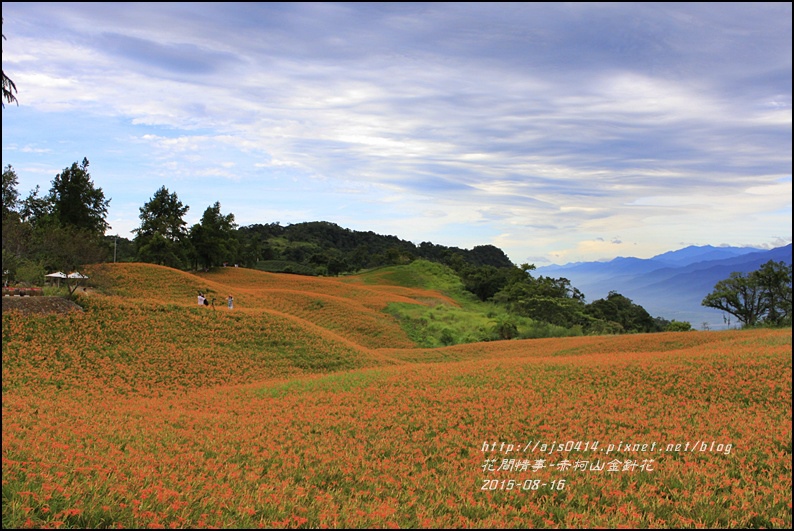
[490,267,589,328]
[189,202,238,270]
[2,18,18,108]
[103,234,135,263]
[2,164,20,219]
[6,160,110,277]
[460,264,510,301]
[665,320,693,332]
[701,271,766,327]
[19,185,51,227]
[47,158,111,235]
[137,232,187,269]
[2,165,25,279]
[490,315,519,340]
[754,260,792,326]
[705,260,792,327]
[32,225,109,273]
[584,291,656,333]
[467,244,515,268]
[133,186,190,268]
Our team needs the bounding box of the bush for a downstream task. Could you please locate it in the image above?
[15,259,47,286]
[440,328,455,346]
[490,316,519,340]
[666,320,693,332]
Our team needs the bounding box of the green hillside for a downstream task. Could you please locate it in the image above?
[350,260,581,347]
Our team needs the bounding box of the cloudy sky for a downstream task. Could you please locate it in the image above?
[2,2,791,265]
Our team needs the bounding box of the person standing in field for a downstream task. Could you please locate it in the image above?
[227,294,234,309]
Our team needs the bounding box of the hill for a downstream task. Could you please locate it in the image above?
[2,261,791,528]
[82,260,578,355]
[348,260,581,346]
[2,262,457,395]
[101,221,789,332]
[236,220,515,275]
[536,244,793,329]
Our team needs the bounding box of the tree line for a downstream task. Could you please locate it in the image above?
[3,162,790,334]
[2,165,242,277]
[2,21,790,334]
[1,164,670,333]
[2,164,514,277]
[3,161,111,281]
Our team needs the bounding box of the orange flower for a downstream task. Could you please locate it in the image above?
[3,262,791,529]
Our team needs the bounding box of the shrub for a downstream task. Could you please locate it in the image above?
[666,320,693,332]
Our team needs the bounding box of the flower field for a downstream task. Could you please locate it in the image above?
[2,263,792,528]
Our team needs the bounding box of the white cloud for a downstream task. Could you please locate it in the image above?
[1,2,790,264]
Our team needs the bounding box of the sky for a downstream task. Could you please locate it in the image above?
[2,2,791,266]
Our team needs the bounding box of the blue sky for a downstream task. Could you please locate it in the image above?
[2,2,791,265]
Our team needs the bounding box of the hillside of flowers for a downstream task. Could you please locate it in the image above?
[2,263,791,528]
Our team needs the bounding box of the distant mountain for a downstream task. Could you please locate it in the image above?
[536,245,793,330]
[649,245,764,266]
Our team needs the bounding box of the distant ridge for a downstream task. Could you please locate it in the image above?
[649,245,763,266]
[536,244,792,329]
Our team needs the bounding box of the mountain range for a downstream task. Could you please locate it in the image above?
[535,244,793,330]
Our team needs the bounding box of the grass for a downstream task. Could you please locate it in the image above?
[356,259,466,292]
[357,260,579,346]
[254,368,387,398]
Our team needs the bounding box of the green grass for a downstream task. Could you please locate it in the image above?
[360,260,581,347]
[254,369,387,398]
[384,301,500,346]
[358,260,469,295]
